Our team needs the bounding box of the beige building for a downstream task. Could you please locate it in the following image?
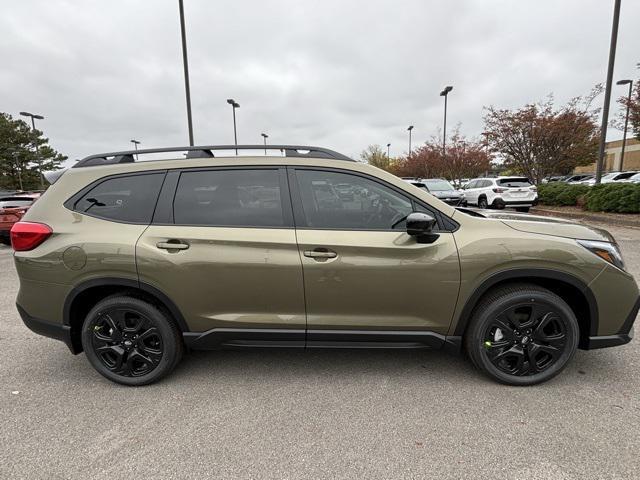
[575,137,640,173]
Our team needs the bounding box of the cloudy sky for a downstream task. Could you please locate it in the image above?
[2,0,639,164]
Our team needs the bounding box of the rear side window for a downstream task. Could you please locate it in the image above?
[497,178,532,187]
[73,173,165,223]
[173,169,285,227]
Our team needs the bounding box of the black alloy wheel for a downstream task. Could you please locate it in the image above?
[465,284,579,385]
[82,296,183,386]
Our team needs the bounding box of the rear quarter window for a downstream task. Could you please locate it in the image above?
[71,173,165,223]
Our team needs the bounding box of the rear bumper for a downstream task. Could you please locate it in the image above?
[492,198,539,208]
[16,304,80,354]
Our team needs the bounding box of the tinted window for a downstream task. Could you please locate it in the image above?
[466,180,478,189]
[173,169,284,227]
[0,197,35,208]
[74,173,164,223]
[296,169,412,230]
[497,177,532,187]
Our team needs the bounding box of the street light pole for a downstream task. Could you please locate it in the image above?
[227,99,240,154]
[19,111,45,188]
[130,139,141,160]
[617,79,633,171]
[261,133,269,155]
[595,0,622,184]
[407,126,414,155]
[440,85,453,161]
[178,0,194,146]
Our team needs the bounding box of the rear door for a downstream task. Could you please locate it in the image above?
[289,167,460,343]
[136,167,306,342]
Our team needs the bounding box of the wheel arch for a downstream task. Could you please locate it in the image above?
[63,278,189,353]
[453,269,598,349]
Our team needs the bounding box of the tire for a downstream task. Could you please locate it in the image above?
[515,207,530,213]
[478,196,488,209]
[464,284,579,386]
[0,237,10,246]
[81,296,183,386]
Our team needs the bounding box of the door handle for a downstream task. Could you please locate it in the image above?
[304,248,337,259]
[156,241,189,251]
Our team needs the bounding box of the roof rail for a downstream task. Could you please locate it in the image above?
[74,145,353,168]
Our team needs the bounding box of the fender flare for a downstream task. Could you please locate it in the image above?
[452,268,598,336]
[62,277,190,332]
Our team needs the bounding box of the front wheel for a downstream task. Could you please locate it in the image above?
[464,284,579,386]
[478,197,488,209]
[81,296,183,386]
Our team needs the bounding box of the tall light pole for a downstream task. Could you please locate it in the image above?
[261,133,269,155]
[387,143,391,161]
[227,99,240,154]
[440,85,453,160]
[178,0,194,146]
[595,0,622,183]
[617,79,633,171]
[19,111,44,188]
[407,126,414,155]
[130,139,141,160]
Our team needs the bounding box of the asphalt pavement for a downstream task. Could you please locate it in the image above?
[0,223,639,479]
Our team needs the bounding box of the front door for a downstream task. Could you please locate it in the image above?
[289,168,460,346]
[136,167,306,345]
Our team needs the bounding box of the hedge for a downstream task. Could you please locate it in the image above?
[537,182,640,213]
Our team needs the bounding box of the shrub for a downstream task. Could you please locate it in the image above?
[537,181,640,213]
[537,183,590,206]
[585,183,640,213]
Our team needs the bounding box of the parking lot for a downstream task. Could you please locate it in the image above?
[0,222,638,480]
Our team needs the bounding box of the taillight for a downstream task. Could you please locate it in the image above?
[492,187,507,193]
[10,222,52,251]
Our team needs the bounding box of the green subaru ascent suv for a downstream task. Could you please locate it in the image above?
[10,145,639,386]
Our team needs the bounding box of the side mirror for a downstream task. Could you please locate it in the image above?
[406,212,438,243]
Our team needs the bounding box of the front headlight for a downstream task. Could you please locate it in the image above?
[577,240,625,271]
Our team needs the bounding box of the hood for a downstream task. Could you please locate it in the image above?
[432,190,462,198]
[462,209,615,243]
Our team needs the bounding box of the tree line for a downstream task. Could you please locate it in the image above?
[0,113,66,191]
[363,75,640,184]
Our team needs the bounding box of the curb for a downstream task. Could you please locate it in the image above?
[531,207,640,229]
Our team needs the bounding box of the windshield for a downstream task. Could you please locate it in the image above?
[424,179,454,191]
[496,178,532,188]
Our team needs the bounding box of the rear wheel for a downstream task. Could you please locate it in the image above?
[0,235,10,246]
[464,284,579,385]
[81,296,183,386]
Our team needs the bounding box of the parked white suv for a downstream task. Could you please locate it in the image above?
[462,176,538,212]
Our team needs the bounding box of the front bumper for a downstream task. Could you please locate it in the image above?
[16,304,80,354]
[583,296,639,350]
[435,197,463,206]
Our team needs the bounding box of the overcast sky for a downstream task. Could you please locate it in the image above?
[2,0,639,164]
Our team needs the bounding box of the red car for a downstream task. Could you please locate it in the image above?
[0,193,42,245]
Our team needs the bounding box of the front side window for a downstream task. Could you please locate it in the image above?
[173,169,284,227]
[295,169,413,230]
[74,173,165,223]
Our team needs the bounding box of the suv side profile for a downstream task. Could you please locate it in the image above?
[462,176,538,212]
[11,145,639,386]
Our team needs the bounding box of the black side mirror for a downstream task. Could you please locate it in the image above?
[406,212,439,243]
